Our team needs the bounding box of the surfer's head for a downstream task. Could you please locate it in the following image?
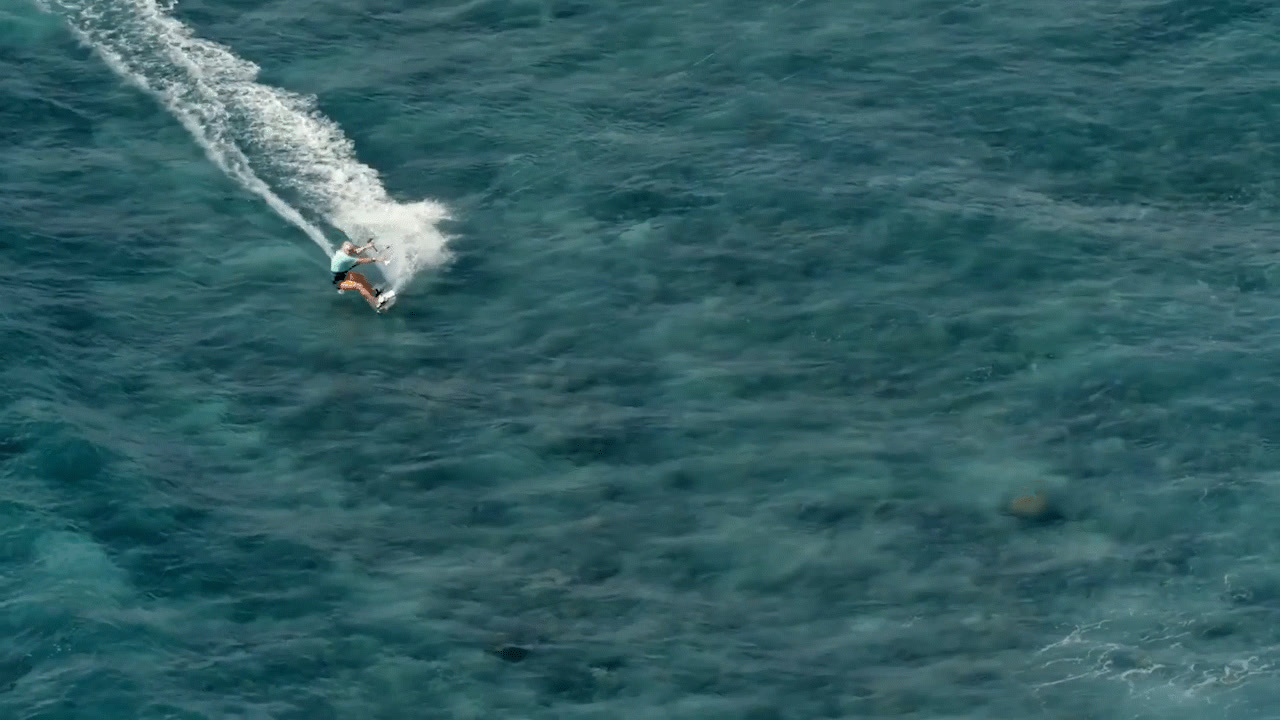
[340,240,357,255]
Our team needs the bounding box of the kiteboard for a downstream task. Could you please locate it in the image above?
[376,289,398,313]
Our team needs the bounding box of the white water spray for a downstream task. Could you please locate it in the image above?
[38,0,451,292]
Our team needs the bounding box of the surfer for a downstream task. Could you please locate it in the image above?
[330,241,391,311]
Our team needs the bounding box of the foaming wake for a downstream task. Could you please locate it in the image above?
[38,0,451,292]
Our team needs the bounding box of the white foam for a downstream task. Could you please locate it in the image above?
[39,0,452,292]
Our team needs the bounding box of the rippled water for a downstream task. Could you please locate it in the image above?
[6,0,1280,717]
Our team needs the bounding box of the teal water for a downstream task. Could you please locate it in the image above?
[6,0,1280,717]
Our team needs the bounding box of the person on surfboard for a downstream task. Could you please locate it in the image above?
[330,240,393,311]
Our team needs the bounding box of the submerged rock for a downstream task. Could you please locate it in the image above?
[492,644,531,663]
[1004,492,1064,523]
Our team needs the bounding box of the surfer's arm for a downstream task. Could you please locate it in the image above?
[355,257,384,265]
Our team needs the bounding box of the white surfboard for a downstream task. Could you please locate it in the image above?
[376,289,398,313]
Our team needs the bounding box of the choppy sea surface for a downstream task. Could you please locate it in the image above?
[6,0,1280,717]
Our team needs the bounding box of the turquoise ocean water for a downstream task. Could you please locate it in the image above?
[6,0,1280,717]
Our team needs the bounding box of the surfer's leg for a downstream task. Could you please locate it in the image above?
[355,273,381,296]
[340,277,380,309]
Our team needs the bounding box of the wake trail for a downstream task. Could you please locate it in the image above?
[38,0,451,292]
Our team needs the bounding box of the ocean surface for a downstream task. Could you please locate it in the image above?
[5,0,1280,717]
